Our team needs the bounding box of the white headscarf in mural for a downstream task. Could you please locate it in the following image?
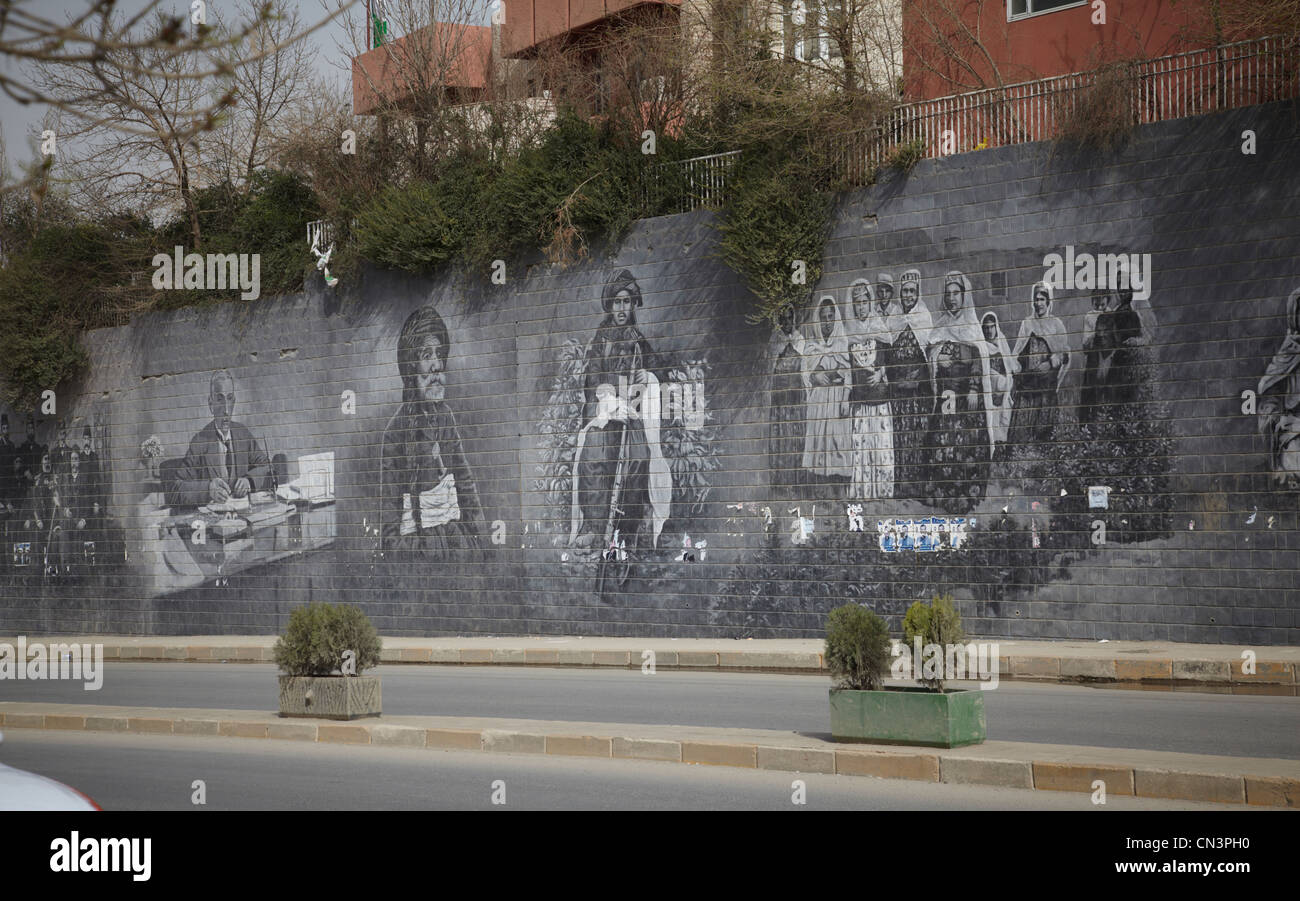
[928,270,996,453]
[893,268,933,348]
[981,310,1017,445]
[846,278,894,347]
[1258,287,1300,480]
[1011,281,1071,387]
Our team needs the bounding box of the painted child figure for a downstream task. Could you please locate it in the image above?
[847,339,895,500]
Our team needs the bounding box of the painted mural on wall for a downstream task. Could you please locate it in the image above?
[1,106,1296,643]
[135,369,336,594]
[379,304,484,555]
[535,268,720,598]
[1259,287,1300,490]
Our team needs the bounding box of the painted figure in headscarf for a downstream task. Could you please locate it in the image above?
[925,271,993,510]
[1078,290,1113,425]
[1258,287,1300,489]
[982,311,1018,452]
[847,338,894,499]
[1008,281,1071,447]
[888,269,935,497]
[1093,283,1149,407]
[570,269,671,560]
[380,304,484,553]
[800,294,854,480]
[769,303,807,497]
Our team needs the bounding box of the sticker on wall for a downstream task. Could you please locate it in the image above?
[1088,486,1111,509]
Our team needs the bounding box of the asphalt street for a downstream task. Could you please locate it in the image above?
[2,663,1298,759]
[0,730,1243,811]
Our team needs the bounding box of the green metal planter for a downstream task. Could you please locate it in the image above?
[829,686,986,748]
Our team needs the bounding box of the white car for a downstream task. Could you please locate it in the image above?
[0,732,100,810]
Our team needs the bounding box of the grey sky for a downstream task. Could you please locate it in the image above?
[0,0,361,171]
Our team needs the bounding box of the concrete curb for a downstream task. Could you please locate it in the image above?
[2,702,1295,808]
[3,636,1296,691]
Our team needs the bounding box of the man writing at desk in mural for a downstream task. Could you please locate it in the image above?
[173,370,272,507]
[380,304,483,553]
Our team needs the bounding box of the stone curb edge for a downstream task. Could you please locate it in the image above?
[2,709,1294,808]
[31,643,1299,688]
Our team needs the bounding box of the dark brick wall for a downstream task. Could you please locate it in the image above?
[1,101,1297,644]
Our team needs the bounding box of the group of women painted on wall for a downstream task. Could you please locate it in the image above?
[769,270,1152,512]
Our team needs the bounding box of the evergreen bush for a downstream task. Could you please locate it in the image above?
[824,603,892,691]
[902,594,966,692]
[273,602,382,677]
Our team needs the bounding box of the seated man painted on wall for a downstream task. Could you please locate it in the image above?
[380,304,484,554]
[172,370,272,508]
[571,270,670,563]
[886,270,935,499]
[1008,281,1071,449]
[1258,287,1300,490]
[924,271,994,512]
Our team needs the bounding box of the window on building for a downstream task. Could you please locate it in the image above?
[1008,0,1086,19]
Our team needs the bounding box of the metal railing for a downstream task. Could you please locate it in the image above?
[644,149,742,215]
[653,34,1298,209]
[834,34,1299,185]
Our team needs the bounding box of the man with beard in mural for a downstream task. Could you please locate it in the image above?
[571,270,670,590]
[888,270,935,498]
[380,304,484,554]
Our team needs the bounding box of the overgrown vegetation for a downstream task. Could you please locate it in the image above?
[273,602,382,677]
[824,603,893,691]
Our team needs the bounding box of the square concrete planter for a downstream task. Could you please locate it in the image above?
[829,686,986,748]
[278,675,382,720]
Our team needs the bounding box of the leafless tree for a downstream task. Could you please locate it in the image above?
[1,0,355,143]
[24,2,346,247]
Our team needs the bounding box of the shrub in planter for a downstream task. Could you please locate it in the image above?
[902,593,965,692]
[829,595,986,748]
[274,603,383,720]
[824,604,892,691]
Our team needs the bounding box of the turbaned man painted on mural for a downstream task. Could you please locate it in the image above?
[379,304,484,555]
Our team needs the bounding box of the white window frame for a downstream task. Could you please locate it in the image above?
[1007,0,1088,22]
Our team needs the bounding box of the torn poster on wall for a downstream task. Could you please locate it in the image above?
[877,517,969,552]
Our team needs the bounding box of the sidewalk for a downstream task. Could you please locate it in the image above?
[2,701,1296,807]
[4,634,1297,691]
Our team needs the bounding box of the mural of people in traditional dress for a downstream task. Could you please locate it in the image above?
[981,311,1017,456]
[887,269,934,498]
[847,337,895,499]
[1092,283,1150,408]
[769,304,806,498]
[800,294,854,484]
[1078,289,1112,424]
[924,271,993,511]
[1258,287,1300,489]
[380,305,484,553]
[569,270,672,574]
[1008,281,1071,448]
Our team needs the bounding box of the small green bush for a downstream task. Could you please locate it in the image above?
[824,603,892,691]
[902,594,966,692]
[273,602,382,677]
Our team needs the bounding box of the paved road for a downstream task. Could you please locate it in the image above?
[0,730,1237,811]
[3,663,1297,759]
